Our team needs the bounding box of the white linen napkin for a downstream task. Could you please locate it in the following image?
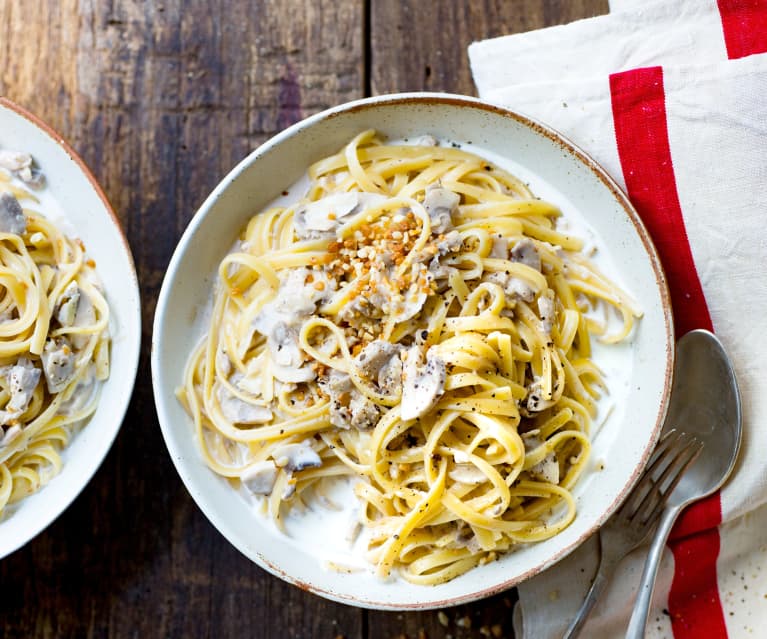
[469,2,767,637]
[470,0,731,94]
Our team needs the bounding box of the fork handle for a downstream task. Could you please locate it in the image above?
[563,553,619,639]
[625,504,684,639]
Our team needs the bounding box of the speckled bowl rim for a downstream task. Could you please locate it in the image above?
[152,92,673,609]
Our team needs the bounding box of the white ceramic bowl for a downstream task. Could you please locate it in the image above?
[152,93,673,609]
[0,99,141,558]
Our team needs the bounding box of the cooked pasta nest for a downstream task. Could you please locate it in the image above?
[179,130,641,584]
[0,156,110,517]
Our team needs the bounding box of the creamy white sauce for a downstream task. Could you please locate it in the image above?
[22,177,79,238]
[220,135,637,572]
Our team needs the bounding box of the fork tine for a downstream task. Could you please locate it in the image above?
[656,436,702,493]
[637,440,703,525]
[634,435,703,524]
[646,428,677,464]
[629,433,690,517]
[620,430,683,516]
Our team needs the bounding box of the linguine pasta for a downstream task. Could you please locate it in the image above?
[178,131,641,584]
[0,150,110,517]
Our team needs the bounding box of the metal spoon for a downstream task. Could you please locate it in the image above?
[625,329,742,638]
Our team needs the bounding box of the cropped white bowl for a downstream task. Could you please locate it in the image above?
[0,99,141,558]
[152,93,673,609]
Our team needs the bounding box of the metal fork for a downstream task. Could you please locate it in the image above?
[562,429,704,638]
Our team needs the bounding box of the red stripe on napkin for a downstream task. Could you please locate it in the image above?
[717,0,767,59]
[665,529,725,636]
[669,493,722,539]
[609,66,727,639]
[608,67,712,338]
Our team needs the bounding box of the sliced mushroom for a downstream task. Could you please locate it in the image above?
[0,150,32,173]
[323,369,381,430]
[355,340,400,380]
[328,403,351,429]
[510,238,541,272]
[272,363,316,384]
[528,453,560,484]
[506,277,536,303]
[348,392,381,430]
[0,148,42,186]
[271,441,322,472]
[41,338,76,393]
[257,319,314,384]
[344,513,363,544]
[537,291,556,335]
[521,430,542,451]
[344,267,390,320]
[293,192,359,240]
[436,229,462,254]
[293,192,387,240]
[17,167,45,189]
[268,321,302,368]
[251,269,335,381]
[232,364,268,399]
[392,290,427,324]
[485,271,536,303]
[323,370,354,429]
[241,460,279,495]
[277,268,331,316]
[326,368,353,394]
[269,324,315,384]
[423,183,460,234]
[339,290,383,324]
[427,255,454,282]
[400,346,446,421]
[56,282,81,327]
[254,268,334,338]
[0,192,27,235]
[74,289,96,326]
[5,358,40,413]
[354,339,402,392]
[71,291,97,349]
[525,379,557,413]
[391,263,432,323]
[376,352,403,395]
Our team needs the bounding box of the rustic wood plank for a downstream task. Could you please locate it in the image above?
[367,1,607,638]
[0,1,364,638]
[370,0,609,96]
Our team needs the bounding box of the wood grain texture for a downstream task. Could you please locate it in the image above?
[0,1,607,637]
[370,0,609,95]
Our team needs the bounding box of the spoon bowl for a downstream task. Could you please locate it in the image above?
[626,328,742,638]
[664,329,742,505]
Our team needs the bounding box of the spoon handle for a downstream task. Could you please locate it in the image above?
[625,504,684,639]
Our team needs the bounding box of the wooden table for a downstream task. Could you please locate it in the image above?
[0,2,607,637]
